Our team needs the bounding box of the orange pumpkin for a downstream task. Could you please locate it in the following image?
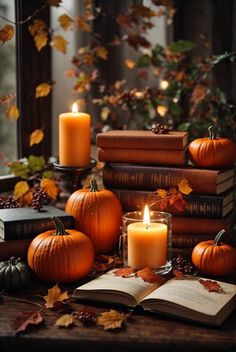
[27,217,94,283]
[192,229,236,276]
[188,126,236,168]
[65,179,122,254]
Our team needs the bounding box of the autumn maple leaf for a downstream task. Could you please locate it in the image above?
[178,179,193,195]
[0,24,14,44]
[43,284,69,308]
[97,309,128,330]
[10,310,43,334]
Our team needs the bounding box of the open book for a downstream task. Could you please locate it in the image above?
[73,270,236,326]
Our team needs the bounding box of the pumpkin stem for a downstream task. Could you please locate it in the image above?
[213,229,226,246]
[52,216,68,236]
[89,178,98,192]
[208,125,216,140]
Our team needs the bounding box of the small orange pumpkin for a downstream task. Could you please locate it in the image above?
[188,126,236,168]
[27,217,94,283]
[192,229,236,276]
[65,179,122,254]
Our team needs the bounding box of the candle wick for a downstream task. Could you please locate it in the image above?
[146,224,150,230]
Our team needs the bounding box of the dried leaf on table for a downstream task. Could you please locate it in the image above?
[43,284,69,308]
[97,309,129,330]
[29,129,44,146]
[10,310,43,334]
[136,267,165,285]
[35,83,52,98]
[114,267,135,278]
[41,178,58,200]
[198,279,224,293]
[55,314,74,328]
[0,24,14,44]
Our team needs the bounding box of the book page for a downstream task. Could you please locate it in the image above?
[142,277,236,316]
[73,270,159,306]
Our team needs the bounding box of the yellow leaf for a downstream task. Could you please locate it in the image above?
[41,178,58,200]
[35,83,52,98]
[55,314,74,328]
[178,178,193,195]
[125,59,136,69]
[97,310,126,330]
[34,31,48,51]
[6,104,19,120]
[14,181,30,199]
[94,46,108,60]
[43,284,69,309]
[58,14,74,30]
[156,189,167,199]
[0,25,14,44]
[29,129,44,147]
[100,106,111,121]
[77,15,92,32]
[51,35,68,54]
[29,20,46,37]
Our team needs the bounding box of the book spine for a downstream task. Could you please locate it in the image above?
[111,189,227,218]
[103,164,218,194]
[2,216,74,241]
[0,239,32,260]
[96,133,186,150]
[172,216,233,235]
[172,234,214,248]
[98,148,187,166]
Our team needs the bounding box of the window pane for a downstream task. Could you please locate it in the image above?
[0,0,17,175]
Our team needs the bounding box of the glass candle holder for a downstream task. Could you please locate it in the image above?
[120,210,172,275]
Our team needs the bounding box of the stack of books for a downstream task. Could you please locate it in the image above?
[0,205,74,260]
[97,130,235,249]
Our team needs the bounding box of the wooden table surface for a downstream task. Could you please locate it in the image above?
[1,275,236,352]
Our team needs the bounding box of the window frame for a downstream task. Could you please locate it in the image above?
[0,0,52,192]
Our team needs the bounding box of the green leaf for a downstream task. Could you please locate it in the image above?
[8,161,29,179]
[169,102,183,116]
[42,170,53,179]
[28,155,45,172]
[177,122,191,131]
[169,40,195,53]
[137,55,150,68]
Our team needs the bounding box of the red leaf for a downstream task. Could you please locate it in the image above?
[114,267,135,278]
[136,267,165,284]
[198,279,224,293]
[10,310,43,334]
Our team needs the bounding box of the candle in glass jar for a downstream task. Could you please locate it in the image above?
[128,206,167,269]
[59,103,90,167]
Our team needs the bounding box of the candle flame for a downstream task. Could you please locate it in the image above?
[143,205,150,226]
[72,102,78,113]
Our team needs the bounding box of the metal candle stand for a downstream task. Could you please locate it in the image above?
[53,158,97,203]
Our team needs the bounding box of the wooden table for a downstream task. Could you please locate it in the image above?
[1,275,236,352]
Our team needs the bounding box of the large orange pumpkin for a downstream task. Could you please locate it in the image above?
[192,229,236,276]
[27,217,94,283]
[188,125,236,168]
[65,179,122,254]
